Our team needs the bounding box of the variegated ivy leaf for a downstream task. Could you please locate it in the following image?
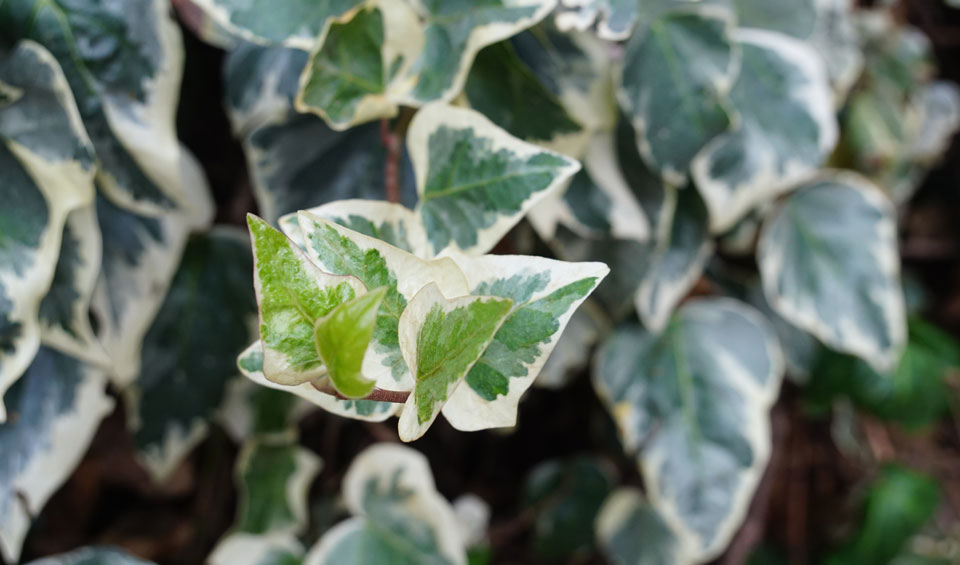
[295,2,422,130]
[618,7,737,185]
[554,0,640,40]
[38,205,108,367]
[315,287,388,398]
[409,103,580,255]
[594,298,783,561]
[224,43,416,223]
[440,254,608,431]
[810,0,863,105]
[731,0,817,38]
[248,215,366,386]
[25,546,156,565]
[91,154,214,387]
[297,212,470,389]
[9,0,192,217]
[757,172,906,372]
[0,40,96,421]
[234,435,321,536]
[397,283,513,442]
[238,341,401,422]
[217,374,304,442]
[535,304,607,389]
[189,0,363,50]
[691,30,838,233]
[464,41,584,149]
[636,187,713,333]
[596,488,688,565]
[0,347,113,563]
[209,533,305,565]
[130,228,257,482]
[306,444,467,564]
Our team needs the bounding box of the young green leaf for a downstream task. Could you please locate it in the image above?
[594,299,783,562]
[757,172,906,371]
[315,286,387,399]
[440,253,608,431]
[248,214,365,386]
[0,348,113,563]
[618,7,737,184]
[397,283,513,442]
[238,341,400,423]
[596,488,688,565]
[408,103,580,255]
[692,30,838,232]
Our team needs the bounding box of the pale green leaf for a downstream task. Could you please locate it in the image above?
[397,283,513,441]
[692,30,838,232]
[409,103,580,255]
[248,214,365,386]
[618,7,737,184]
[596,488,688,565]
[209,533,305,565]
[0,348,113,562]
[315,287,387,398]
[25,546,155,565]
[809,0,863,104]
[757,172,906,371]
[732,0,817,38]
[594,298,783,561]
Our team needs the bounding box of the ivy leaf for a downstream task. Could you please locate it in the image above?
[12,0,193,217]
[238,341,400,423]
[248,214,365,386]
[130,228,257,481]
[189,0,363,49]
[0,348,113,563]
[409,103,580,255]
[397,283,513,442]
[210,533,305,565]
[731,0,817,38]
[234,436,321,536]
[0,41,96,418]
[596,488,687,565]
[315,286,388,399]
[757,172,906,371]
[440,254,608,431]
[297,212,470,389]
[692,30,838,232]
[636,187,713,333]
[307,444,467,564]
[809,0,863,104]
[594,298,783,561]
[618,7,737,184]
[554,0,640,40]
[25,546,155,565]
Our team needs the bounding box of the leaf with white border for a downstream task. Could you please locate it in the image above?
[594,298,783,561]
[0,347,113,563]
[691,30,838,233]
[397,283,513,441]
[306,444,466,564]
[409,103,580,256]
[810,0,864,105]
[757,172,906,372]
[439,254,608,431]
[554,0,640,40]
[596,488,689,565]
[732,0,817,38]
[209,533,305,565]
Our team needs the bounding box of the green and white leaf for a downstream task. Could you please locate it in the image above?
[554,0,640,40]
[618,7,737,184]
[306,444,466,564]
[691,30,838,232]
[0,348,113,563]
[25,546,156,565]
[440,253,608,431]
[190,0,363,50]
[298,212,470,389]
[0,41,96,419]
[596,488,689,565]
[295,1,423,130]
[129,228,257,482]
[409,103,580,255]
[758,172,906,371]
[248,215,365,386]
[732,0,817,38]
[908,81,960,164]
[209,533,305,565]
[18,0,192,217]
[535,304,607,389]
[594,299,783,561]
[37,205,108,366]
[234,436,321,536]
[397,283,513,441]
[315,287,388,398]
[810,0,864,104]
[238,341,401,422]
[636,187,713,333]
[217,374,305,442]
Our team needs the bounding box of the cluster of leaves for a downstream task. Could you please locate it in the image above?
[2,0,960,563]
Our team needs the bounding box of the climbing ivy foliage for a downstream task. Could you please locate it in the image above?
[1,0,959,563]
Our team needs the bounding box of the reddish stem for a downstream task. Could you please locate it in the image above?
[380,119,400,203]
[311,380,409,404]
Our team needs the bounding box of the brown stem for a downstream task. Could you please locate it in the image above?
[380,119,400,203]
[311,380,410,404]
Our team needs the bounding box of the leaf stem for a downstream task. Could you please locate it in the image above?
[380,118,400,203]
[311,380,410,403]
